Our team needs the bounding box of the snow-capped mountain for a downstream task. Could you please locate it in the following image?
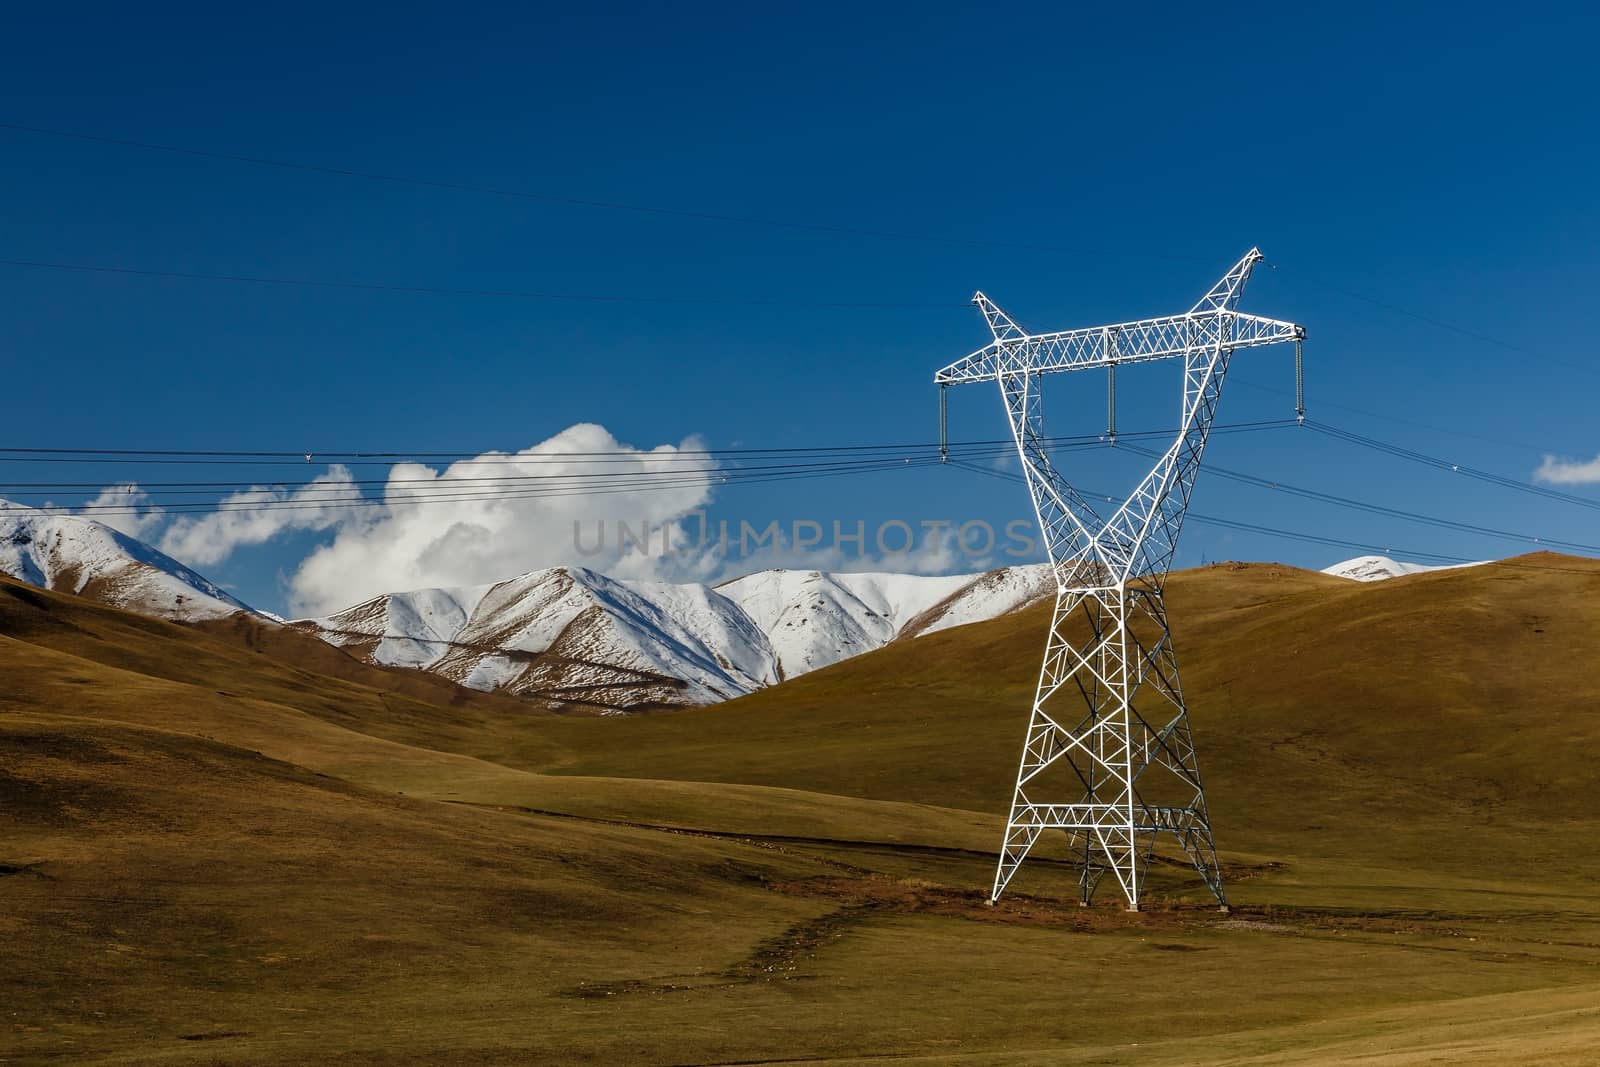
[1322,554,1487,582]
[304,567,776,707]
[718,567,1052,679]
[299,563,1055,711]
[0,497,1051,710]
[4,500,1515,712]
[0,502,254,622]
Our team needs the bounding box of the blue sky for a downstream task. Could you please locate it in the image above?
[2,3,1598,615]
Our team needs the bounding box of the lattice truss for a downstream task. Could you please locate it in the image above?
[935,249,1305,910]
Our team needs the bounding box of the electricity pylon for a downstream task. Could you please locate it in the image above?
[935,249,1305,910]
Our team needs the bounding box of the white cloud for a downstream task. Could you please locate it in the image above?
[1534,454,1600,485]
[76,484,165,539]
[158,466,358,567]
[284,423,716,616]
[130,421,1011,618]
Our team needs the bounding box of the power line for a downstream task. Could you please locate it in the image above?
[3,417,1586,562]
[8,424,1597,580]
[1118,441,1600,556]
[0,424,1303,514]
[946,460,1598,573]
[0,439,1130,513]
[8,414,1594,564]
[3,455,953,517]
[19,415,1584,559]
[1183,514,1600,578]
[0,448,1020,502]
[0,420,1295,471]
[950,443,1600,559]
[1305,419,1600,512]
[1183,513,1476,563]
[1229,377,1564,455]
[9,440,1107,514]
[0,422,1299,515]
[0,431,1073,460]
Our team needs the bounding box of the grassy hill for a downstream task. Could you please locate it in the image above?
[3,556,1600,1063]
[506,555,1600,904]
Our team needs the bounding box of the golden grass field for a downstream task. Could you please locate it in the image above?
[4,554,1600,1064]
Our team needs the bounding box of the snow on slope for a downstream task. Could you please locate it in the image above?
[1322,555,1487,582]
[717,565,1053,680]
[716,570,965,679]
[301,563,1055,710]
[898,563,1059,638]
[0,501,254,622]
[0,494,1050,711]
[307,567,777,707]
[0,500,1519,710]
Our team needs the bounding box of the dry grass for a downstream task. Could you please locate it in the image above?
[3,556,1600,1064]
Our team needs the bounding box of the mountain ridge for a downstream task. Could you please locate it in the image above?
[0,502,254,622]
[1320,553,1487,582]
[295,562,1057,710]
[3,498,1506,712]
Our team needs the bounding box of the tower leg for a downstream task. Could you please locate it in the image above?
[1128,586,1227,909]
[988,585,1226,910]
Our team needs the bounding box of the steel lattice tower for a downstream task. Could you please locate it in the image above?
[935,249,1305,911]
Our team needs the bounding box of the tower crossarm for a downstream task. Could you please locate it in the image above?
[934,309,1304,386]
